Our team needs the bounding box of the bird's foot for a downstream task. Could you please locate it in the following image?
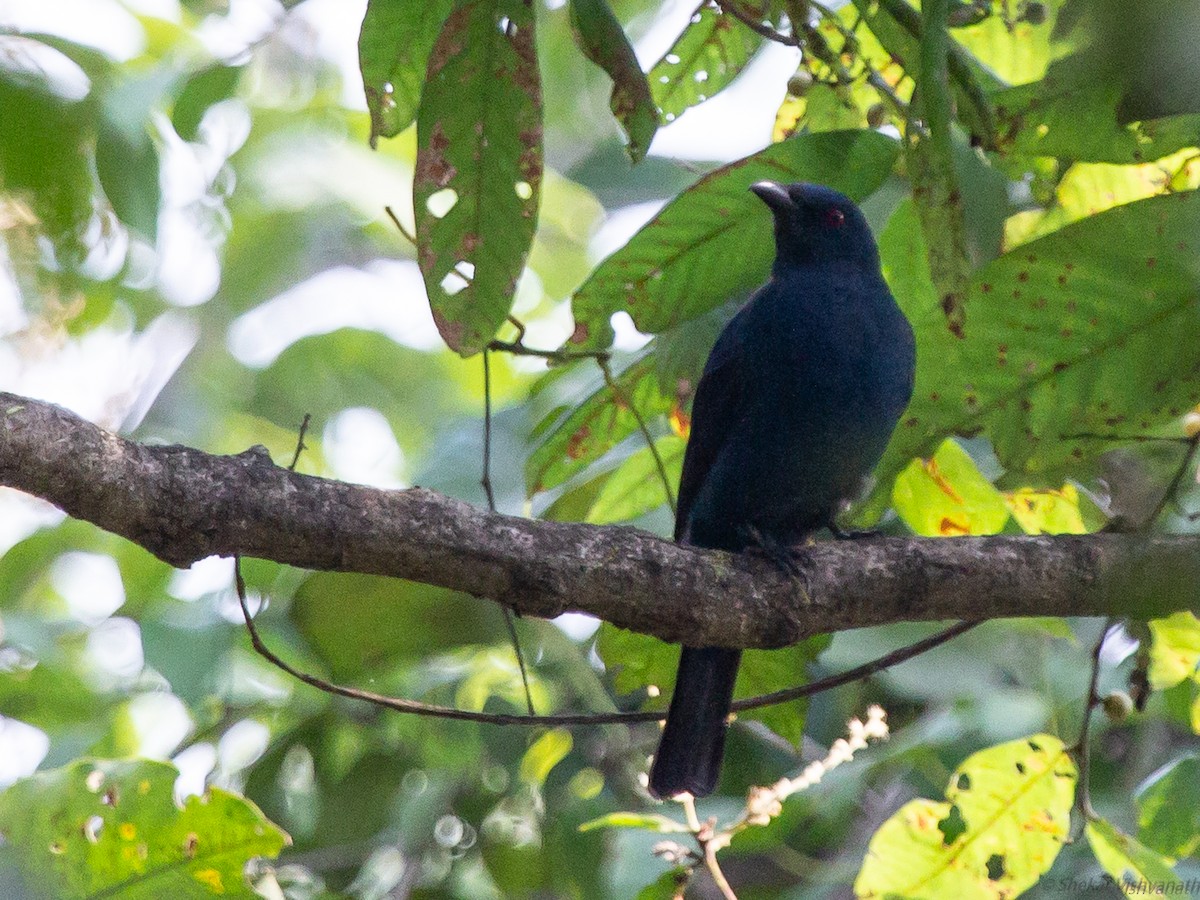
[741,527,809,594]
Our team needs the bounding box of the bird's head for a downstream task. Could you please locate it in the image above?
[750,181,880,272]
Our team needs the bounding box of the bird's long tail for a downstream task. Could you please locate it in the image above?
[648,646,742,799]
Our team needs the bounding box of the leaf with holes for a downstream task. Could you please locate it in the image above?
[569,0,657,162]
[648,0,761,124]
[0,758,288,899]
[359,0,457,144]
[415,0,542,356]
[525,356,673,497]
[1087,819,1185,898]
[567,129,899,350]
[856,735,1076,900]
[865,190,1200,520]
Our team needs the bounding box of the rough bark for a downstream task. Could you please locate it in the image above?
[1,391,1197,648]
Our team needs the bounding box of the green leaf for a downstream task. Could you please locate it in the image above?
[993,52,1200,165]
[414,0,542,355]
[170,62,241,142]
[598,626,828,747]
[358,0,457,144]
[587,434,685,524]
[96,72,169,241]
[578,812,690,833]
[873,190,1200,507]
[849,0,999,145]
[856,735,1076,899]
[0,759,288,899]
[567,130,900,350]
[648,1,761,124]
[1137,755,1200,860]
[569,0,658,162]
[1086,818,1186,898]
[0,36,97,237]
[290,572,507,680]
[526,356,673,497]
[735,636,830,746]
[892,438,1011,536]
[519,729,573,786]
[1002,485,1088,535]
[1147,612,1200,691]
[637,869,691,899]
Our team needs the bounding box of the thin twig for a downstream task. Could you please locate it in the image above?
[384,205,418,248]
[482,348,536,715]
[703,838,738,900]
[488,336,609,365]
[233,599,977,726]
[505,315,528,344]
[1071,617,1113,825]
[714,0,799,45]
[1143,431,1200,527]
[599,357,677,516]
[809,1,909,116]
[288,414,312,471]
[731,620,979,711]
[481,350,497,510]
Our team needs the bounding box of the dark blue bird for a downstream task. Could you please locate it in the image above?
[647,181,916,799]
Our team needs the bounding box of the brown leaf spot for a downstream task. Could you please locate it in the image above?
[417,122,457,189]
[566,426,591,459]
[431,308,467,351]
[939,516,971,536]
[569,321,589,344]
[1017,271,1030,282]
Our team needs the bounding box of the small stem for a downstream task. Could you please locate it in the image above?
[482,348,535,715]
[732,620,978,712]
[1072,617,1114,824]
[288,414,312,471]
[599,357,677,516]
[703,841,738,900]
[714,0,799,45]
[488,337,609,365]
[383,205,418,248]
[1144,431,1200,527]
[481,350,496,511]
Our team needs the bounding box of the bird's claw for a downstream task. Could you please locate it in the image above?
[741,526,808,588]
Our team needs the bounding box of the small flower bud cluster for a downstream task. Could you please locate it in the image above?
[744,705,888,826]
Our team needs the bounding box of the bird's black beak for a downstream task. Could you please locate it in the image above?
[750,181,793,215]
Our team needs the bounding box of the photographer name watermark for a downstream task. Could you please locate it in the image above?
[1053,875,1196,895]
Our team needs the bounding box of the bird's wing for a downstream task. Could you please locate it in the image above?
[674,304,751,541]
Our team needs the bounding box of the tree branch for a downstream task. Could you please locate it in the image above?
[1,392,1198,649]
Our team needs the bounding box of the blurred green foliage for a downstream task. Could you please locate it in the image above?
[1,0,1200,897]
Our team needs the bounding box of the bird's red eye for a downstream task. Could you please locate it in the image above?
[823,207,846,228]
